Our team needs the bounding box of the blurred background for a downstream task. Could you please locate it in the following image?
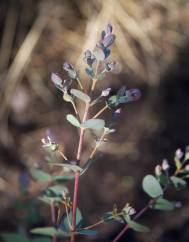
[0,0,189,241]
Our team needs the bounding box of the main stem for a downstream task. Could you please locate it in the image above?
[70,102,90,242]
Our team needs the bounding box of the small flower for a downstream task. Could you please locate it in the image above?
[41,135,59,152]
[123,203,136,216]
[101,88,112,97]
[162,159,170,170]
[100,24,116,48]
[155,165,162,176]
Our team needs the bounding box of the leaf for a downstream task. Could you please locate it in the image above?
[59,208,82,232]
[66,114,80,127]
[93,47,105,61]
[85,68,95,78]
[49,163,82,173]
[151,197,174,211]
[30,227,57,236]
[170,176,186,189]
[142,175,163,198]
[1,233,29,242]
[48,185,68,196]
[174,157,182,170]
[77,230,97,236]
[128,221,150,233]
[81,119,105,130]
[70,89,90,103]
[31,168,52,182]
[52,175,74,182]
[102,212,113,221]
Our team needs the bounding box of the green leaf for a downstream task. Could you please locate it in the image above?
[31,168,52,182]
[70,89,90,103]
[66,114,80,127]
[52,175,74,182]
[102,212,114,221]
[77,230,97,236]
[81,119,105,130]
[128,221,150,233]
[107,95,119,108]
[93,47,105,61]
[30,227,57,236]
[50,163,82,173]
[151,197,174,211]
[1,233,29,242]
[48,185,68,196]
[170,176,186,189]
[142,175,163,198]
[174,157,182,170]
[60,208,82,232]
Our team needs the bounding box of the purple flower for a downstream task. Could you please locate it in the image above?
[105,61,116,72]
[83,50,96,66]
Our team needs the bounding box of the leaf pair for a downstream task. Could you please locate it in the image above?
[66,114,105,130]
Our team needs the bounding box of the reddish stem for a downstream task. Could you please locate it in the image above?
[76,102,90,161]
[70,171,80,242]
[70,102,90,242]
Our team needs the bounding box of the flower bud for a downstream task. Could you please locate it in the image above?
[162,159,170,170]
[101,88,111,97]
[155,165,162,176]
[175,148,183,159]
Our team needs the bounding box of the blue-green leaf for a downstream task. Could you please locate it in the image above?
[151,197,174,211]
[142,175,163,198]
[128,221,150,233]
[31,168,52,182]
[30,227,57,236]
[170,176,186,189]
[81,119,105,130]
[70,89,91,103]
[66,114,80,127]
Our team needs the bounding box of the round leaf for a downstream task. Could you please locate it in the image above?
[70,89,90,103]
[66,114,80,127]
[151,197,174,211]
[81,119,105,130]
[128,221,150,233]
[142,175,163,198]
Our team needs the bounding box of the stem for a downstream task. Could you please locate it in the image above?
[92,104,108,119]
[70,171,80,242]
[50,200,57,242]
[76,77,83,90]
[76,102,90,161]
[83,219,104,230]
[58,150,68,161]
[89,131,106,159]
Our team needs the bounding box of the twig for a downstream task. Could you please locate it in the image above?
[83,219,104,230]
[70,171,80,242]
[89,130,106,159]
[92,104,108,119]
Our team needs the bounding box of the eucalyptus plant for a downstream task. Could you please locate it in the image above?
[3,24,188,242]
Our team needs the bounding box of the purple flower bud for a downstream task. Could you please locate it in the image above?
[51,73,63,91]
[83,50,96,66]
[63,62,74,72]
[105,24,113,35]
[126,89,141,101]
[102,34,116,48]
